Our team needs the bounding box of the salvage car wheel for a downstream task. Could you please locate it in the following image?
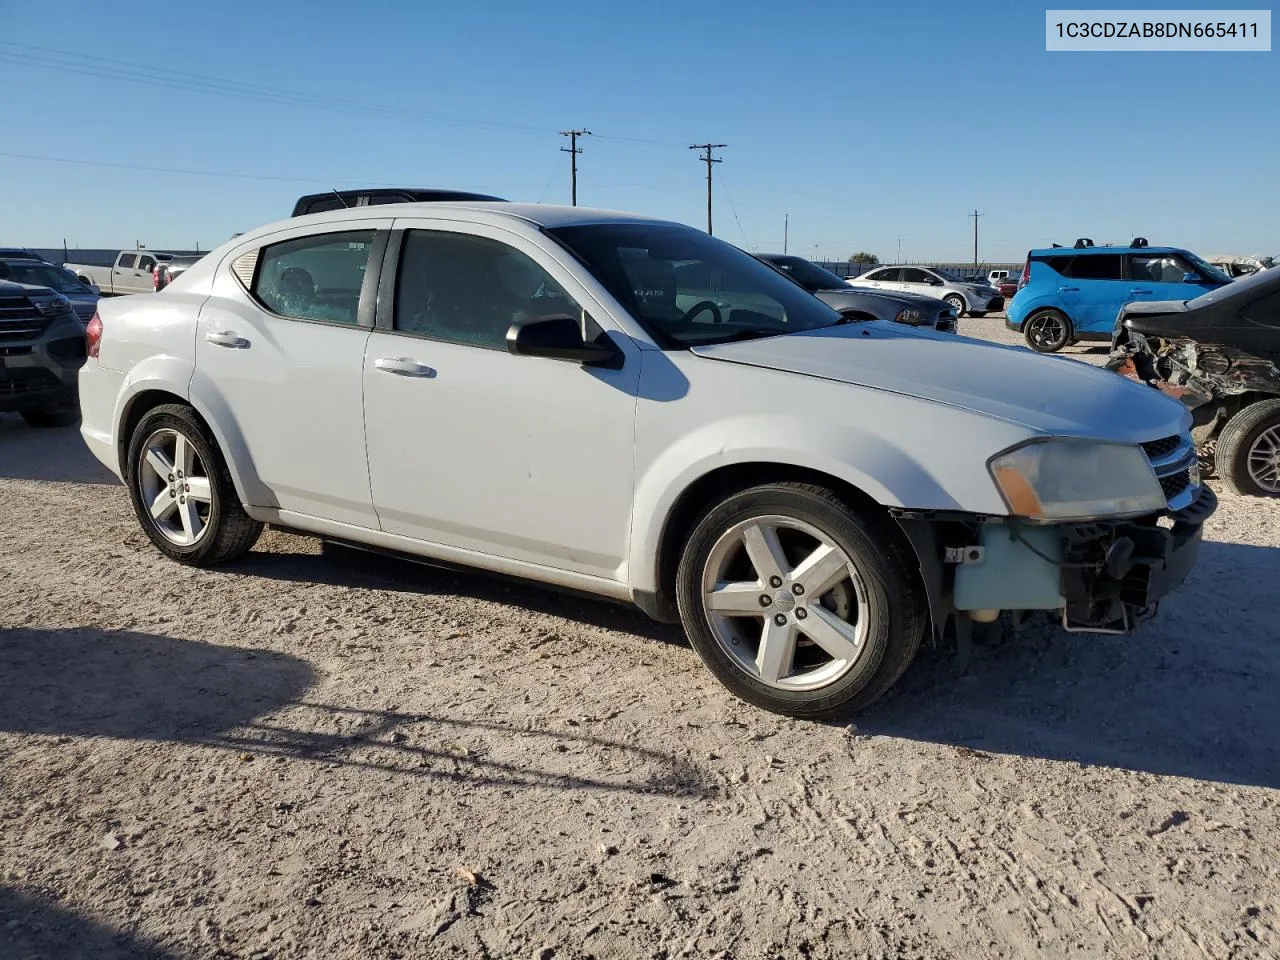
[126,404,263,564]
[675,482,927,718]
[1214,399,1280,496]
[1024,310,1072,353]
[944,294,966,318]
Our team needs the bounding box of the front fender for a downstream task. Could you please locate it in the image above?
[627,413,1005,596]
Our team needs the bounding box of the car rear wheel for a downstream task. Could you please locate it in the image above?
[1214,399,1280,496]
[944,294,966,318]
[1024,310,1072,353]
[675,482,927,718]
[126,403,263,564]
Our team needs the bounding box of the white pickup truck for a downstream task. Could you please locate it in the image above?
[65,251,174,295]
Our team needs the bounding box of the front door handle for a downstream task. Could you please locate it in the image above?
[1057,286,1080,293]
[1129,288,1153,295]
[205,331,249,348]
[375,357,435,378]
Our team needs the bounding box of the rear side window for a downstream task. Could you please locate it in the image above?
[1061,254,1123,280]
[866,267,900,282]
[137,255,156,273]
[252,230,375,325]
[394,230,582,349]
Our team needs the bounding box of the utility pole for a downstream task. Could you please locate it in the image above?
[896,237,903,264]
[559,129,590,206]
[783,213,789,254]
[969,209,983,273]
[689,143,726,234]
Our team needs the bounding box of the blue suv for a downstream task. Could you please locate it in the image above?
[1007,239,1231,353]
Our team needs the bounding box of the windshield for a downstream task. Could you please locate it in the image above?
[1182,252,1233,285]
[0,261,90,294]
[762,256,849,291]
[548,223,843,347]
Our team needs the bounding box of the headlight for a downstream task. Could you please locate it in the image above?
[895,308,921,323]
[30,295,73,317]
[988,440,1166,521]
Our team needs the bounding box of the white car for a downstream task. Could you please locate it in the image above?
[80,203,1214,718]
[851,265,1005,317]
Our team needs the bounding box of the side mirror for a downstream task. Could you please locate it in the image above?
[506,315,622,368]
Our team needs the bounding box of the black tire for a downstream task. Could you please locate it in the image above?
[1023,309,1072,353]
[944,294,966,318]
[125,403,263,565]
[20,405,79,428]
[675,482,928,719]
[1214,399,1280,497]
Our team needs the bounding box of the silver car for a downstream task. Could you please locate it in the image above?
[755,255,957,331]
[851,265,1004,317]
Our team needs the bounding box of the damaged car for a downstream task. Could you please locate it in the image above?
[81,203,1215,718]
[1109,264,1280,496]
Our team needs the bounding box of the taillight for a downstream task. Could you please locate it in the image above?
[1017,255,1031,290]
[86,310,103,358]
[152,265,161,291]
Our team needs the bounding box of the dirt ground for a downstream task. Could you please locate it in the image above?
[2,315,1278,960]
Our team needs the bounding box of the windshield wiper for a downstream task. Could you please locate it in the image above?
[690,327,786,346]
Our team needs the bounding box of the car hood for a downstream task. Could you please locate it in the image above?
[0,279,56,297]
[819,287,945,308]
[690,323,1188,441]
[1119,298,1190,319]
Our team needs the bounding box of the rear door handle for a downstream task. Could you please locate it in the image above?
[1129,288,1153,295]
[375,357,435,378]
[1057,286,1080,293]
[205,331,249,348]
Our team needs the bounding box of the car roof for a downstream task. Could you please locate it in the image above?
[252,201,683,237]
[1028,246,1185,256]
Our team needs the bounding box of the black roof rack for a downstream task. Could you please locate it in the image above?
[1073,238,1095,249]
[1131,237,1149,248]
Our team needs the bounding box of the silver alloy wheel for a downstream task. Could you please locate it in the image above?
[945,295,965,317]
[700,515,870,692]
[1246,424,1280,493]
[1027,312,1065,349]
[136,427,213,546]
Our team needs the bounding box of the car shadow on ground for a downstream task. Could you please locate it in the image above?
[232,538,687,647]
[0,627,702,797]
[0,886,178,960]
[0,414,116,485]
[862,539,1280,790]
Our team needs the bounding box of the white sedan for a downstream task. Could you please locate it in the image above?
[80,202,1213,717]
[851,265,1005,317]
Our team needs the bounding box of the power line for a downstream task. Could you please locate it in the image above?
[0,150,425,185]
[717,169,750,248]
[689,144,726,235]
[559,129,590,206]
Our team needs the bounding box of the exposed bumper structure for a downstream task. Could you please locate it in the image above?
[895,483,1217,636]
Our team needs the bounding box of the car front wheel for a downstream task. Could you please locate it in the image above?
[944,294,966,317]
[1023,309,1072,353]
[1214,399,1280,496]
[125,403,263,565]
[675,482,927,718]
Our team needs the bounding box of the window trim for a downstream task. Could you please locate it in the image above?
[244,227,388,330]
[376,226,588,352]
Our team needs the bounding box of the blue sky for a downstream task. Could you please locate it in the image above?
[0,1,1274,262]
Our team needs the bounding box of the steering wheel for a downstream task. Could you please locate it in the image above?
[679,300,724,325]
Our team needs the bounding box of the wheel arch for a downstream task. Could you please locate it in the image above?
[635,461,914,623]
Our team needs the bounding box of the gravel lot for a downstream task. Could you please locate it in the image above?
[2,315,1278,960]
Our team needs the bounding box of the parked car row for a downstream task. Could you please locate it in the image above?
[72,197,1216,721]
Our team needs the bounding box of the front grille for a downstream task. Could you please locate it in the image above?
[0,296,48,343]
[1142,435,1181,459]
[1160,470,1191,500]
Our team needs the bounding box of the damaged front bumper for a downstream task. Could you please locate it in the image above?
[894,483,1217,635]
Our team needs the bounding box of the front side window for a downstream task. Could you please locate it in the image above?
[1063,254,1124,281]
[900,268,933,284]
[1131,253,1199,283]
[252,230,374,325]
[394,230,582,349]
[549,223,842,347]
[117,253,137,270]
